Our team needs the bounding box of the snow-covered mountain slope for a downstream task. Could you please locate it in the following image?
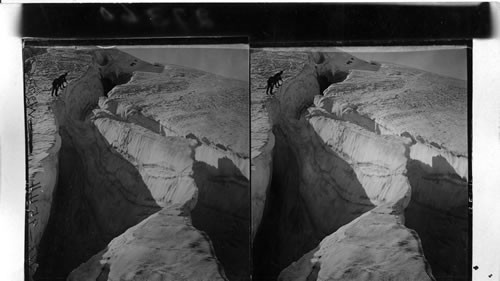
[26,48,249,281]
[252,49,467,281]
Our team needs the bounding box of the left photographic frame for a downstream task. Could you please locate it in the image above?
[23,39,250,281]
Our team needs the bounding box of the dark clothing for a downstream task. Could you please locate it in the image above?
[266,71,283,95]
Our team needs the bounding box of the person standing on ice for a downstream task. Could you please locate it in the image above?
[266,70,284,95]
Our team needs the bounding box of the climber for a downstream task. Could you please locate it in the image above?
[51,72,68,97]
[266,70,284,95]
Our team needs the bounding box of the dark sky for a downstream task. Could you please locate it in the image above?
[120,45,467,82]
[120,45,249,81]
[347,47,468,80]
[259,46,467,81]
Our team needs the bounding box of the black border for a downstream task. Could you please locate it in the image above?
[23,36,249,47]
[467,40,473,281]
[251,39,472,48]
[20,3,480,281]
[20,3,491,41]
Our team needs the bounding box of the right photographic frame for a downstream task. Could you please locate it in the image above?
[251,45,469,281]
